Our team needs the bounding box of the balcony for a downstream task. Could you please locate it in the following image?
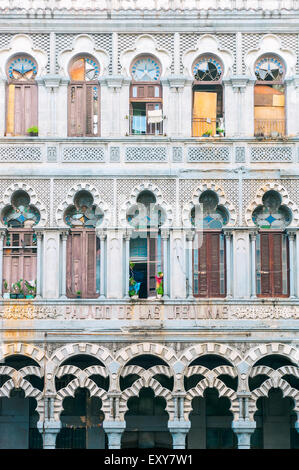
[254,119,285,138]
[129,113,163,136]
[192,117,223,138]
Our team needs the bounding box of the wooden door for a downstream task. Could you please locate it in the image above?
[254,85,285,135]
[69,84,85,137]
[7,84,37,136]
[3,230,37,289]
[192,91,217,136]
[146,102,162,135]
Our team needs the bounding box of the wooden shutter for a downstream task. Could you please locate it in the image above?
[260,233,271,296]
[9,84,37,136]
[66,230,98,298]
[194,231,225,298]
[259,232,288,297]
[69,84,85,137]
[209,232,221,296]
[146,102,162,135]
[3,230,37,289]
[86,84,94,136]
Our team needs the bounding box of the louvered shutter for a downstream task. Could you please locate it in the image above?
[14,85,23,135]
[69,84,85,137]
[271,233,283,295]
[86,231,97,297]
[209,232,221,297]
[24,84,38,134]
[260,233,271,296]
[85,84,94,136]
[197,232,208,297]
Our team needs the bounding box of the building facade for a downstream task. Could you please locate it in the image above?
[0,0,297,450]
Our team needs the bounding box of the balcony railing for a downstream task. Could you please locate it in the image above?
[254,119,285,137]
[192,118,223,137]
[129,114,163,136]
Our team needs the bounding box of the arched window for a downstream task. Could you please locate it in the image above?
[192,55,224,137]
[6,54,38,136]
[68,55,100,137]
[254,54,285,137]
[129,56,163,135]
[2,190,40,298]
[65,190,103,298]
[191,190,228,297]
[252,190,290,297]
[127,190,165,298]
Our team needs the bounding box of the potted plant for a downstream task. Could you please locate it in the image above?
[26,126,38,136]
[129,262,140,299]
[155,272,164,299]
[76,290,81,299]
[3,280,10,299]
[216,127,224,137]
[24,280,36,299]
[15,279,25,299]
[202,129,213,137]
[10,282,18,299]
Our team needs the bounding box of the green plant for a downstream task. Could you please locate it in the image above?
[3,280,8,292]
[13,279,24,294]
[202,129,213,136]
[26,126,38,135]
[216,127,224,133]
[24,280,36,296]
[76,290,81,296]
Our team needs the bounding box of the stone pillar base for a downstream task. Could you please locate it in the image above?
[232,419,256,449]
[37,420,62,449]
[103,420,126,449]
[168,420,191,449]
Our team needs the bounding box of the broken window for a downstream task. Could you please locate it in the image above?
[254,55,285,137]
[192,55,224,137]
[68,56,100,137]
[6,54,38,136]
[130,56,163,135]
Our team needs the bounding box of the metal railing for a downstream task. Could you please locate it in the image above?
[192,117,223,137]
[254,119,285,137]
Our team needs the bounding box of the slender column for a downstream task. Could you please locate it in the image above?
[250,232,257,299]
[224,230,232,298]
[60,231,68,299]
[186,231,194,299]
[35,231,43,299]
[232,419,256,449]
[287,231,296,298]
[37,419,61,449]
[162,229,169,299]
[124,231,131,299]
[0,231,5,297]
[97,231,106,299]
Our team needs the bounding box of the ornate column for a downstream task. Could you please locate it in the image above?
[103,421,126,449]
[97,230,106,299]
[35,230,43,299]
[60,230,68,299]
[186,231,194,299]
[296,230,299,298]
[124,230,131,299]
[287,230,296,298]
[168,420,191,449]
[224,229,232,298]
[232,419,256,449]
[161,229,169,299]
[37,419,62,449]
[250,231,257,299]
[0,230,6,297]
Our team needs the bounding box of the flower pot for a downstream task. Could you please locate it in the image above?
[18,294,25,299]
[10,294,17,299]
[3,293,10,299]
[132,295,138,300]
[76,296,81,299]
[156,294,162,299]
[25,295,35,299]
[29,132,38,136]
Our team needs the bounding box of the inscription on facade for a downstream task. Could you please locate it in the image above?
[0,302,297,320]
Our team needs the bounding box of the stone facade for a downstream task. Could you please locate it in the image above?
[0,1,297,450]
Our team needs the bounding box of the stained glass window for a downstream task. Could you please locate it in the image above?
[191,190,228,229]
[69,56,99,81]
[255,55,284,82]
[131,57,161,82]
[252,190,291,229]
[2,190,40,228]
[64,190,103,228]
[127,191,165,229]
[193,56,223,81]
[7,55,37,81]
